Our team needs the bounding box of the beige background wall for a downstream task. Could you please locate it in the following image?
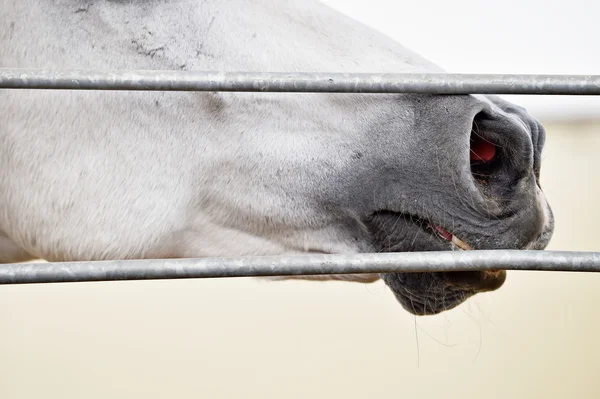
[1,120,600,398]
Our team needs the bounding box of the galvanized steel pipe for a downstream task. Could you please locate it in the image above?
[1,250,600,285]
[1,69,600,94]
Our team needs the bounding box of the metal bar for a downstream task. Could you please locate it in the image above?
[1,69,600,94]
[1,250,600,285]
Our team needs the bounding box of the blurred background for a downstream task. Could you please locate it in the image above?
[2,1,599,398]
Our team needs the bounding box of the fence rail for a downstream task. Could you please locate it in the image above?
[1,68,599,284]
[2,69,600,94]
[2,251,600,285]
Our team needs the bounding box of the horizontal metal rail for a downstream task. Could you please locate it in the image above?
[1,69,600,94]
[1,250,599,285]
[2,70,599,285]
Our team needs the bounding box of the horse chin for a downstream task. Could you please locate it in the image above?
[381,269,507,316]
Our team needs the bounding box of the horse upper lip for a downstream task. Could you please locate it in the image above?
[429,224,473,250]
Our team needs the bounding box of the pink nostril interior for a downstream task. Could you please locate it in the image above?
[470,136,496,162]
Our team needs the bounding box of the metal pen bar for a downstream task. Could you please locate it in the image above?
[1,69,600,94]
[2,250,600,285]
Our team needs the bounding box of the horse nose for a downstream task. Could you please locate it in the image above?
[468,110,535,204]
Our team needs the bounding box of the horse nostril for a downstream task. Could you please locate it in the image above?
[470,134,496,163]
[468,110,536,201]
[443,270,506,292]
[469,127,502,186]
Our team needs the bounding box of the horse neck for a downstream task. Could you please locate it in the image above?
[127,0,442,74]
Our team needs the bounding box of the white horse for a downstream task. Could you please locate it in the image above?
[0,0,553,315]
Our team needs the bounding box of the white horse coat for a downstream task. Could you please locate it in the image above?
[0,0,553,314]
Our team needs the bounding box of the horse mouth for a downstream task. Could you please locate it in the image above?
[384,211,474,251]
[409,215,506,291]
[369,211,507,315]
[428,224,473,251]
